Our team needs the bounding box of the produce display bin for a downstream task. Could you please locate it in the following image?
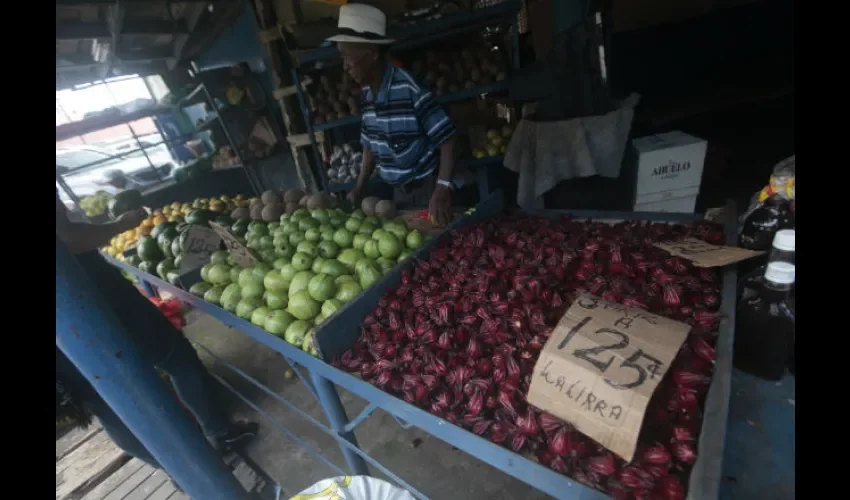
[103,191,736,500]
[314,191,736,500]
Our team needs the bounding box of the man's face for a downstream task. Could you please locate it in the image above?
[339,42,378,85]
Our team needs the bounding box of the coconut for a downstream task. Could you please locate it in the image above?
[283,189,305,204]
[249,204,264,221]
[361,196,380,217]
[285,202,299,214]
[261,203,285,222]
[306,193,333,210]
[375,200,397,220]
[261,190,281,204]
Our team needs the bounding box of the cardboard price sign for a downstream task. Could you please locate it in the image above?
[208,221,258,268]
[177,226,222,273]
[527,294,691,462]
[654,237,763,267]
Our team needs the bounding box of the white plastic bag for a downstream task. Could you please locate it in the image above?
[290,476,416,500]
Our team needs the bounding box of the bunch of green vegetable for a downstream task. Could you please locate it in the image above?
[79,191,113,217]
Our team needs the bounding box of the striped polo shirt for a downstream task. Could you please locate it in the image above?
[360,63,456,185]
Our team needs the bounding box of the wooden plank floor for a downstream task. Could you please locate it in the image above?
[57,421,275,500]
[56,422,189,500]
[57,426,129,500]
[79,459,189,500]
[57,422,103,461]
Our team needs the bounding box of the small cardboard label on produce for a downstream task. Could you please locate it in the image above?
[178,226,222,273]
[208,221,258,268]
[527,294,691,462]
[654,237,763,267]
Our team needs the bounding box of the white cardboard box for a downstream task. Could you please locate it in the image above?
[631,131,708,205]
[634,188,699,213]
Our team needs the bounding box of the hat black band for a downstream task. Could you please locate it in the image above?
[335,27,390,41]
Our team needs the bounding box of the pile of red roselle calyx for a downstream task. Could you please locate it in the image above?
[333,214,724,499]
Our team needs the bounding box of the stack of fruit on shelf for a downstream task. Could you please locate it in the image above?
[472,124,514,159]
[79,191,114,217]
[307,45,507,126]
[105,194,251,280]
[310,73,361,125]
[212,146,240,170]
[407,47,507,98]
[233,189,340,222]
[188,196,427,356]
[333,214,726,499]
[326,143,364,186]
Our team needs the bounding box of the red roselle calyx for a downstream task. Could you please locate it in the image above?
[644,463,670,479]
[515,411,539,435]
[467,390,484,416]
[657,476,686,500]
[539,412,566,435]
[672,370,711,387]
[673,425,697,442]
[692,337,716,363]
[642,444,672,466]
[586,453,616,476]
[335,214,724,498]
[619,467,655,489]
[672,441,698,465]
[549,428,570,456]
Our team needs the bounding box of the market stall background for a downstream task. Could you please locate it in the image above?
[56,0,793,498]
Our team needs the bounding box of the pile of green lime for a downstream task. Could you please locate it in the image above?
[189,206,428,356]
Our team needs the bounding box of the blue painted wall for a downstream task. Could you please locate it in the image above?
[194,7,269,74]
[192,6,278,104]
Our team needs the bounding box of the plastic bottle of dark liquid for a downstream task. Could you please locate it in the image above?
[737,196,794,280]
[739,229,795,302]
[739,195,795,251]
[733,262,796,381]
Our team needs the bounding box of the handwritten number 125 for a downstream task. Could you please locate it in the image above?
[558,317,663,389]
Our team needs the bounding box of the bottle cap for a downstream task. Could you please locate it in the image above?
[772,229,795,251]
[764,262,795,285]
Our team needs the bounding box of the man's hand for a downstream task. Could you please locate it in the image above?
[117,208,147,227]
[429,184,452,227]
[346,185,363,205]
[58,207,149,255]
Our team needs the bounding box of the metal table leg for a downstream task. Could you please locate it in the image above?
[56,239,249,500]
[310,371,370,476]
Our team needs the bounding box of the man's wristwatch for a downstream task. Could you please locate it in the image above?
[436,179,453,189]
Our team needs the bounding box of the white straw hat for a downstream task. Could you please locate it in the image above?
[326,4,394,45]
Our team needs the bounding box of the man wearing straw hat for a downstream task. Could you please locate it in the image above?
[333,3,457,226]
